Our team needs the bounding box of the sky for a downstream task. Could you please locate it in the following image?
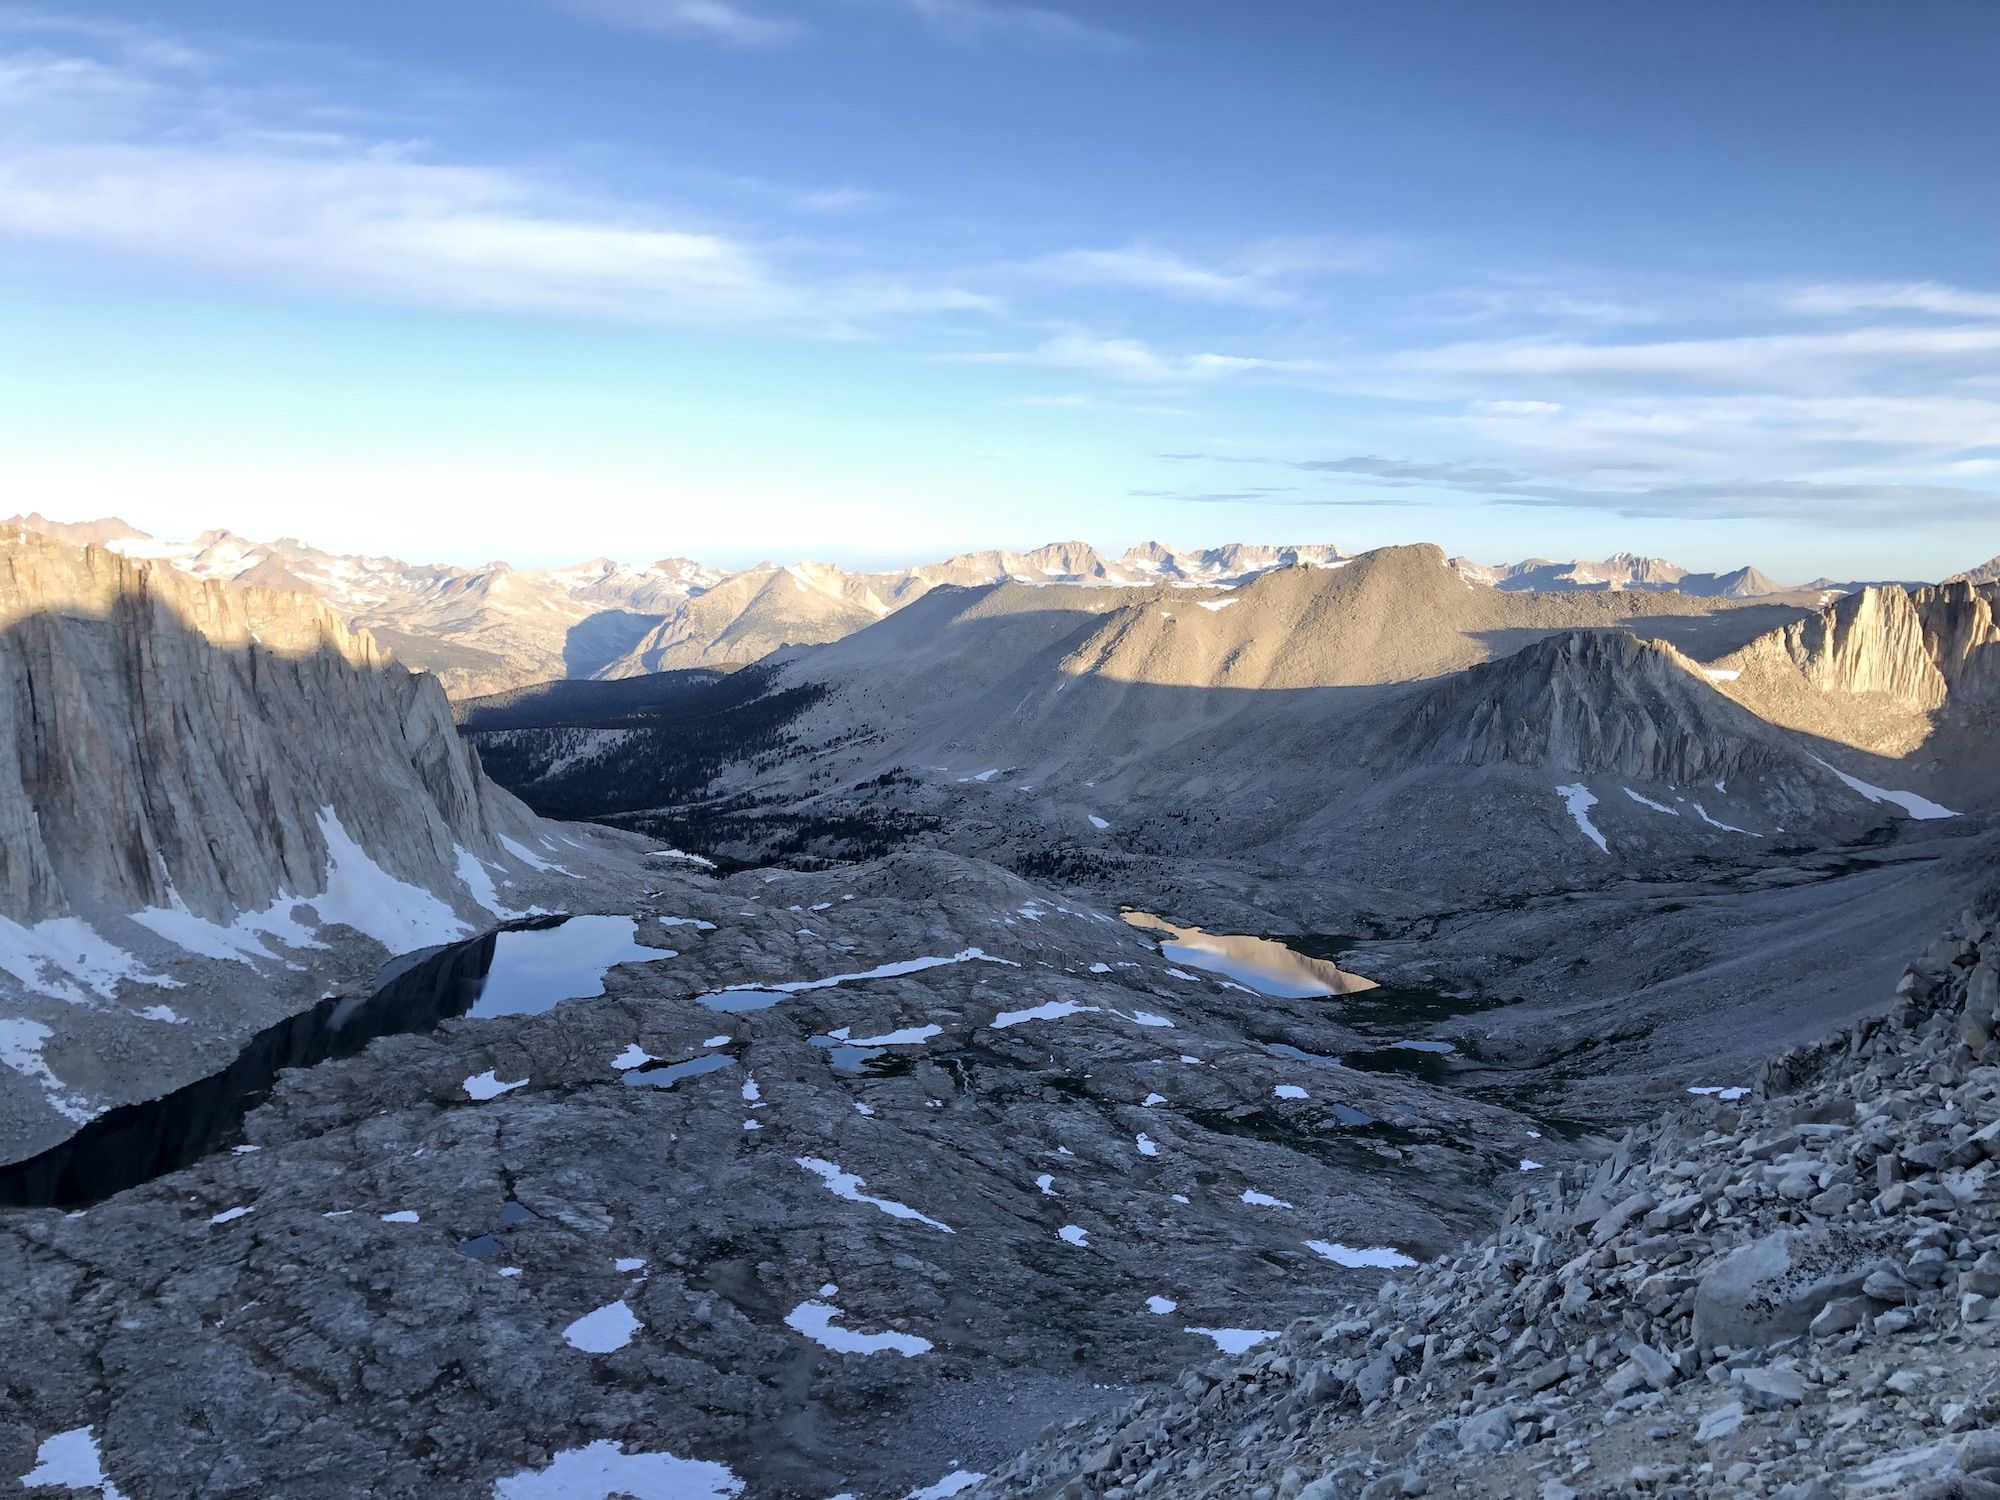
[1,0,1996,578]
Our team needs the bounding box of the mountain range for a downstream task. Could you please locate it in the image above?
[5,513,1910,698]
[474,542,1997,894]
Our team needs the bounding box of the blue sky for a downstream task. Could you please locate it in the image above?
[1,0,1996,576]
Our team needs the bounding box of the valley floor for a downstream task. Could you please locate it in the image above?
[3,825,1995,1498]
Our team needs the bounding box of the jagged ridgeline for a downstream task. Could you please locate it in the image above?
[0,527,612,1153]
[459,542,1995,883]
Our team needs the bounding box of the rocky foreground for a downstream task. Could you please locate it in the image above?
[981,891,2000,1500]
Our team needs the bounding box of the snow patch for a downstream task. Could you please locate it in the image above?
[1241,1189,1293,1208]
[1058,1224,1089,1246]
[19,1427,128,1500]
[904,1471,986,1500]
[464,1070,528,1101]
[1692,801,1759,836]
[0,912,173,1002]
[1555,783,1609,853]
[990,999,1099,1029]
[784,1299,932,1356]
[563,1299,641,1353]
[1305,1239,1418,1269]
[795,1157,953,1233]
[494,1440,742,1499]
[1187,1327,1277,1354]
[1623,787,1677,815]
[311,808,470,950]
[1809,755,1958,820]
[0,1018,96,1122]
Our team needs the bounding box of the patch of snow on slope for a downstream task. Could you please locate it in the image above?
[20,1426,128,1500]
[0,912,173,1002]
[1187,1327,1277,1354]
[905,1470,986,1500]
[312,808,469,950]
[1058,1224,1089,1246]
[1087,814,1110,830]
[1198,597,1240,611]
[1146,1295,1177,1314]
[784,1299,932,1356]
[1556,783,1609,852]
[990,999,1100,1029]
[1136,1133,1159,1157]
[795,1157,953,1232]
[700,948,1017,1008]
[1305,1239,1419,1269]
[1702,667,1741,681]
[563,1299,641,1353]
[499,833,570,875]
[0,1018,96,1122]
[829,1024,942,1047]
[611,1044,653,1070]
[464,1070,528,1100]
[1808,755,1958,820]
[1692,802,1759,836]
[130,886,325,966]
[454,847,522,916]
[494,1440,743,1499]
[1623,787,1677,815]
[1274,1084,1309,1100]
[1242,1189,1293,1208]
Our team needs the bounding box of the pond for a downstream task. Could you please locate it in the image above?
[0,914,678,1209]
[1121,911,1379,998]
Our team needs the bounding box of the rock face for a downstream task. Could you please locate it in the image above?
[1387,630,1815,785]
[0,527,611,1154]
[1709,580,2000,769]
[0,528,523,927]
[981,891,2000,1498]
[1691,1227,1894,1349]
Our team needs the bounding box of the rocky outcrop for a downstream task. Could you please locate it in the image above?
[981,892,2000,1498]
[1711,581,2000,761]
[0,527,625,1152]
[0,526,528,931]
[1384,630,1810,785]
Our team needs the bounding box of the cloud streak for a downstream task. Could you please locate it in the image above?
[0,38,994,330]
[539,0,804,46]
[959,333,1324,384]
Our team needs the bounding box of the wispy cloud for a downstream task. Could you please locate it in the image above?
[539,0,804,47]
[1003,391,1192,416]
[1156,447,1998,526]
[1011,239,1371,308]
[1424,280,1663,327]
[1776,280,2000,320]
[0,34,995,330]
[959,333,1321,384]
[888,0,1129,51]
[1398,323,2000,388]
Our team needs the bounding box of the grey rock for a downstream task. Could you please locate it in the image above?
[1694,1402,1745,1442]
[1692,1228,1895,1348]
[1737,1365,1807,1410]
[1457,1407,1512,1453]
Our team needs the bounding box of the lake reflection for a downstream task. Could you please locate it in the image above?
[1122,912,1379,998]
